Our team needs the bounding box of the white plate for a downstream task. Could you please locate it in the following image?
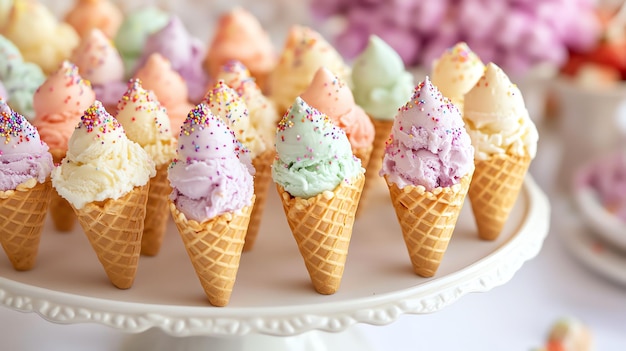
[559,210,626,287]
[573,155,626,252]
[0,176,550,338]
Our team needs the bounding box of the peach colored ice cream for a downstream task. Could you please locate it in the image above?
[133,53,193,136]
[31,61,96,155]
[300,67,374,150]
[64,0,123,39]
[204,7,276,88]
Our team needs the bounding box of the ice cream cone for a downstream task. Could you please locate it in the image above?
[141,164,171,256]
[72,184,150,289]
[468,153,531,241]
[276,174,365,295]
[245,149,274,251]
[170,196,255,307]
[49,148,76,232]
[386,174,472,278]
[0,179,52,271]
[357,118,393,217]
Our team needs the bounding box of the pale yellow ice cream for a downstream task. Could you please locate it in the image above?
[431,42,485,114]
[52,101,155,209]
[114,79,176,166]
[463,63,538,160]
[203,80,266,159]
[2,0,80,74]
[269,25,351,113]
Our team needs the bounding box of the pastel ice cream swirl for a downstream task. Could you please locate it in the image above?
[463,63,538,160]
[351,35,414,120]
[114,79,176,166]
[203,80,266,159]
[71,28,126,109]
[272,97,363,198]
[32,61,96,153]
[168,103,254,222]
[380,77,474,191]
[431,42,485,113]
[301,67,374,150]
[64,0,123,39]
[51,101,155,209]
[0,99,53,191]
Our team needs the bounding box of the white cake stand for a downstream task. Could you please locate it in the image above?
[0,176,550,351]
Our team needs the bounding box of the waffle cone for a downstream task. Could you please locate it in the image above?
[170,196,255,307]
[468,153,531,241]
[386,174,472,278]
[141,165,171,256]
[0,179,52,271]
[352,145,373,170]
[72,184,150,289]
[357,118,393,217]
[245,150,275,251]
[49,148,75,232]
[276,174,365,295]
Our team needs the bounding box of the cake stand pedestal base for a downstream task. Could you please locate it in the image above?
[121,327,375,351]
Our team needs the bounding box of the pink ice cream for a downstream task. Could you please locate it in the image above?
[71,29,126,110]
[168,103,254,222]
[380,77,474,191]
[136,16,208,103]
[0,99,53,191]
[133,53,194,136]
[32,61,96,153]
[576,149,626,221]
[300,67,374,150]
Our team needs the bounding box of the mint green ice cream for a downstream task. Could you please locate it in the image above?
[272,97,363,199]
[351,35,414,120]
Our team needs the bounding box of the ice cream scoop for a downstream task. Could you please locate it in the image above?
[431,42,485,113]
[71,28,126,111]
[51,101,155,210]
[269,26,352,113]
[203,80,266,159]
[168,103,254,222]
[463,63,538,160]
[64,0,123,39]
[351,35,414,121]
[2,0,80,74]
[300,67,374,151]
[0,99,53,191]
[32,61,96,154]
[272,96,363,198]
[114,78,176,166]
[215,60,279,148]
[380,77,474,191]
[133,53,193,136]
[137,15,208,103]
[205,7,276,90]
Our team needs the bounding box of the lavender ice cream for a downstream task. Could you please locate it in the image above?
[136,16,208,103]
[380,77,474,191]
[168,103,254,222]
[0,99,53,191]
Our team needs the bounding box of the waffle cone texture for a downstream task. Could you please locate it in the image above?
[245,150,275,251]
[72,184,150,289]
[468,153,531,241]
[170,196,255,307]
[141,164,171,256]
[50,148,75,232]
[0,179,52,271]
[386,173,472,278]
[357,118,393,217]
[276,174,365,295]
